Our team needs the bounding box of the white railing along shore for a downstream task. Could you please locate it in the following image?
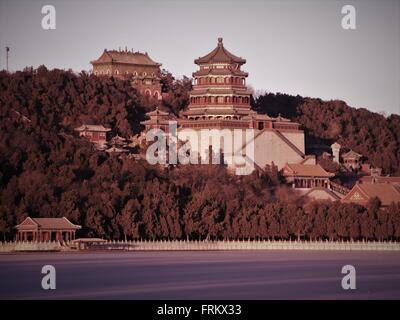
[1,239,400,252]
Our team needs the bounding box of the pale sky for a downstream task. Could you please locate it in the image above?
[0,0,399,115]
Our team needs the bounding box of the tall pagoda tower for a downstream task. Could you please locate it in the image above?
[179,38,255,129]
[141,38,308,170]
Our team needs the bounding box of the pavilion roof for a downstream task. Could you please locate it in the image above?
[74,124,111,132]
[194,38,246,65]
[91,49,161,66]
[146,107,170,117]
[343,183,400,206]
[283,163,334,178]
[16,217,81,230]
[342,149,362,159]
[360,176,400,185]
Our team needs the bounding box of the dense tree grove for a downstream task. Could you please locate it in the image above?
[159,69,192,116]
[254,93,400,175]
[0,68,399,241]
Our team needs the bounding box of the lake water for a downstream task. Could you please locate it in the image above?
[1,250,400,299]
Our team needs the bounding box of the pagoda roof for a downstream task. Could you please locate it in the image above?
[74,124,111,132]
[193,68,248,77]
[91,49,161,67]
[194,38,246,65]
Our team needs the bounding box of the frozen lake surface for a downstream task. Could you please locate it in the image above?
[1,250,400,299]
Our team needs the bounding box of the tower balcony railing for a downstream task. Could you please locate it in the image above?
[188,102,251,107]
[193,82,247,88]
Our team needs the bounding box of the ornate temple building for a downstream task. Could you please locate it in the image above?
[91,48,162,99]
[74,124,111,149]
[141,38,308,171]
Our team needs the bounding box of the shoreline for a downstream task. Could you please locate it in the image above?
[1,239,400,253]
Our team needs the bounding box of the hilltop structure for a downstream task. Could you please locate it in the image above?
[91,48,162,99]
[141,38,308,170]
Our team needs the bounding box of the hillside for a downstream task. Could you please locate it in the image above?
[0,68,399,241]
[254,93,400,175]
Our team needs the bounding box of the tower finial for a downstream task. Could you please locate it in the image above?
[218,37,223,46]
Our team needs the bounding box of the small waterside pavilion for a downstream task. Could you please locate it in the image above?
[15,217,81,242]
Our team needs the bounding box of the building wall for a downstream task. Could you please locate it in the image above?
[253,130,304,169]
[93,63,161,99]
[280,130,305,154]
[304,189,338,201]
[176,128,304,170]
